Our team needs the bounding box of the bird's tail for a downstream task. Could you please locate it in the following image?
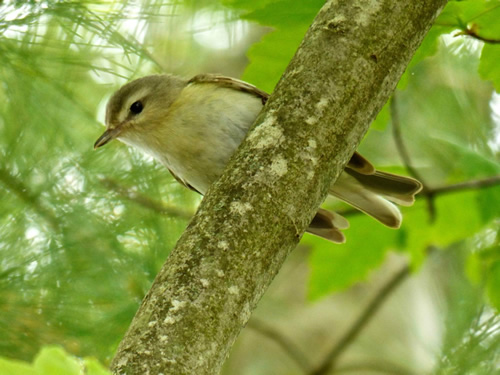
[306,154,422,243]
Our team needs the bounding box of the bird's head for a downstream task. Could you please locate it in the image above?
[94,75,186,149]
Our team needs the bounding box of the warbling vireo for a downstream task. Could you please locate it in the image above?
[94,74,422,243]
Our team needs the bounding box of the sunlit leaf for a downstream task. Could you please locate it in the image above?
[225,0,324,91]
[33,347,81,375]
[479,44,500,92]
[0,347,111,375]
[84,357,112,375]
[487,259,500,310]
[308,214,398,299]
[0,357,36,375]
[466,227,500,311]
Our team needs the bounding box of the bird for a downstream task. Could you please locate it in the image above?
[94,73,422,243]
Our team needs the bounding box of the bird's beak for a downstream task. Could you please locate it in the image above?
[94,127,122,149]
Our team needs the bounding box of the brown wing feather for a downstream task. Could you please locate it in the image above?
[188,74,269,104]
[168,167,202,195]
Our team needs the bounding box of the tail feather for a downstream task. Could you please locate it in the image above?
[307,208,349,243]
[343,169,422,206]
[330,173,403,228]
[347,152,375,175]
[306,153,422,243]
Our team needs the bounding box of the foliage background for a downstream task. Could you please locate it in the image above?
[0,0,499,374]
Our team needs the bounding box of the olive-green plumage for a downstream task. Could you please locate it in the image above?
[95,74,422,243]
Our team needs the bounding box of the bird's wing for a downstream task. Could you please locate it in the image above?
[190,75,375,177]
[167,167,202,195]
[188,74,270,105]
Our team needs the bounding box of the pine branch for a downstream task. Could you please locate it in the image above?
[0,166,59,230]
[99,177,192,219]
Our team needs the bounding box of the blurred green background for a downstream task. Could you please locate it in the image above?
[0,0,499,374]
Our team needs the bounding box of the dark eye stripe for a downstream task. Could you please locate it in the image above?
[130,101,143,114]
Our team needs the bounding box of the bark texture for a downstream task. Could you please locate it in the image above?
[111,1,447,374]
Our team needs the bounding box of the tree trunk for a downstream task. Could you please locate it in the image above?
[110,0,448,374]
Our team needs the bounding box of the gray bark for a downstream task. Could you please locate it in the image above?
[110,0,447,374]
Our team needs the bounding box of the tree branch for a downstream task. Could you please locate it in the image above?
[110,1,448,374]
[431,175,500,194]
[309,265,411,375]
[99,177,193,220]
[247,317,313,373]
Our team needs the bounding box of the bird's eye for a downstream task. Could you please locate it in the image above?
[130,101,143,114]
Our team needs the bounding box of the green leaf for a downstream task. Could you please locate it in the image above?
[84,357,112,375]
[220,0,276,11]
[477,185,500,223]
[33,347,81,375]
[487,259,500,311]
[243,30,304,92]
[473,3,500,38]
[237,0,324,91]
[0,347,112,375]
[308,214,397,299]
[436,0,500,30]
[424,136,500,184]
[0,358,36,375]
[370,100,390,131]
[397,202,431,268]
[435,0,500,91]
[479,44,500,92]
[309,185,497,299]
[242,0,324,28]
[466,228,500,311]
[397,26,447,90]
[430,192,484,244]
[404,191,489,267]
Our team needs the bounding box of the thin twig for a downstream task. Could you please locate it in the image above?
[389,97,425,184]
[99,177,193,220]
[455,26,500,45]
[337,174,500,220]
[390,96,500,220]
[309,264,411,375]
[247,317,314,373]
[431,175,500,195]
[390,95,437,220]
